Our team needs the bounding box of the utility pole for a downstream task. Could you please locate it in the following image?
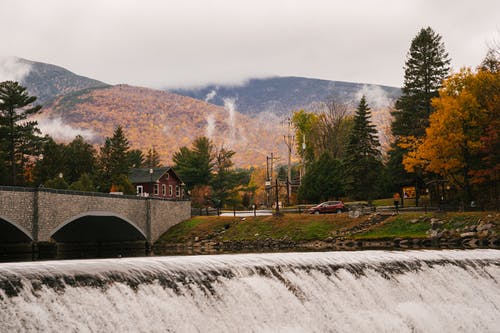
[265,153,276,208]
[283,117,294,206]
[300,133,306,184]
[275,178,280,215]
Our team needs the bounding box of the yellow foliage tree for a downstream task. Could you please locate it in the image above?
[248,167,268,206]
[403,67,500,203]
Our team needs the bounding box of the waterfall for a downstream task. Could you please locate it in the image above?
[1,250,499,332]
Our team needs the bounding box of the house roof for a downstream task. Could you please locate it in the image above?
[129,167,176,183]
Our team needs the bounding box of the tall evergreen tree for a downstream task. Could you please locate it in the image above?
[0,81,42,185]
[64,135,97,184]
[344,96,382,202]
[128,149,144,168]
[389,27,451,201]
[98,126,132,191]
[144,147,161,168]
[33,137,66,185]
[392,27,450,138]
[172,137,214,190]
[298,153,345,203]
[210,147,241,208]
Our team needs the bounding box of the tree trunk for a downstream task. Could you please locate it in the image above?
[9,113,16,186]
[462,143,473,208]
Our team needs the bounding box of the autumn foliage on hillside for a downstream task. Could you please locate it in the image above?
[39,85,286,168]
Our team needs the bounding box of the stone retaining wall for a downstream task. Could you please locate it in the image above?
[154,236,500,256]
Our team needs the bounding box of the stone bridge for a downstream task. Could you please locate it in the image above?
[0,186,191,245]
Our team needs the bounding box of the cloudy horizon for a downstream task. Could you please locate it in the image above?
[1,0,499,89]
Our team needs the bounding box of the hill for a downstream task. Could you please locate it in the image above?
[170,76,401,116]
[38,85,286,168]
[0,57,109,104]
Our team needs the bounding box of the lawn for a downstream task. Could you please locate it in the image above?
[353,213,430,239]
[371,198,417,207]
[157,213,362,243]
[353,211,495,239]
[156,211,497,245]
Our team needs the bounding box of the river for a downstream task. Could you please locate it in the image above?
[1,250,499,332]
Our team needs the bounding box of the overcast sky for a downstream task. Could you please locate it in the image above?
[1,0,499,89]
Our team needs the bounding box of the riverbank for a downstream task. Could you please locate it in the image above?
[153,211,500,255]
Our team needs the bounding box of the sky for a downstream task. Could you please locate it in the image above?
[1,0,499,89]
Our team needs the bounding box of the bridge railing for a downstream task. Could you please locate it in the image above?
[0,186,190,202]
[0,185,36,193]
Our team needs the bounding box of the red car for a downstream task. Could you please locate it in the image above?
[308,201,347,214]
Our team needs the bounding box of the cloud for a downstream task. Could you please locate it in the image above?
[354,85,396,154]
[223,97,237,140]
[0,56,31,82]
[204,90,217,102]
[205,114,215,138]
[354,85,393,109]
[37,117,97,142]
[3,1,498,89]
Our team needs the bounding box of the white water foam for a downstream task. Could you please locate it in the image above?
[1,250,499,332]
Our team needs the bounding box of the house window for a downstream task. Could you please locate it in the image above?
[175,185,180,197]
[165,173,169,180]
[169,185,173,196]
[136,185,143,195]
[154,184,159,195]
[162,184,166,196]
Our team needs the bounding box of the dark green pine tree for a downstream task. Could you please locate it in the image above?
[64,135,97,184]
[393,27,450,138]
[128,149,144,168]
[298,153,345,203]
[0,81,42,185]
[33,137,66,185]
[98,126,133,192]
[210,147,241,208]
[144,147,161,168]
[389,27,450,196]
[173,137,214,190]
[344,96,382,203]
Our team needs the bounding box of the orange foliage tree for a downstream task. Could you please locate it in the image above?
[403,66,500,205]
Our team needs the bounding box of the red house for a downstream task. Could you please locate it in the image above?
[129,167,185,199]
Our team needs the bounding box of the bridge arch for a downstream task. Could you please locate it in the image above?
[50,211,147,242]
[0,216,33,242]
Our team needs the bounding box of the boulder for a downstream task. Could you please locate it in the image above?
[477,230,490,238]
[428,229,442,238]
[467,238,479,248]
[431,220,443,230]
[477,223,493,232]
[467,224,478,232]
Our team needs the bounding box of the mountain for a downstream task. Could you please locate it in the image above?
[38,85,286,168]
[3,58,399,167]
[1,57,109,104]
[170,76,401,116]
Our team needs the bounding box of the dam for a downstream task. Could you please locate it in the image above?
[1,249,499,332]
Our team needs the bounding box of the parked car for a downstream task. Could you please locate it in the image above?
[308,201,347,214]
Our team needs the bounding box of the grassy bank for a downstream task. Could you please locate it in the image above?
[158,214,361,243]
[156,211,499,245]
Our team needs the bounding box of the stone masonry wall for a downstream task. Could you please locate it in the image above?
[150,200,191,242]
[37,191,147,242]
[0,188,191,243]
[0,189,34,239]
